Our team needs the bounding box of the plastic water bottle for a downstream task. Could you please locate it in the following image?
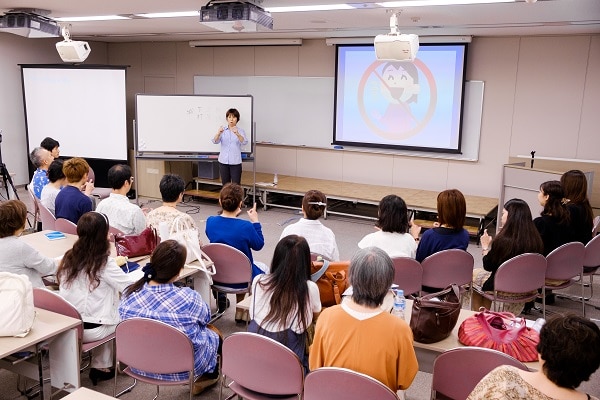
[273,173,278,185]
[392,289,406,320]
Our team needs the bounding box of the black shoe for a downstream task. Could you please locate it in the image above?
[217,297,230,313]
[89,368,114,386]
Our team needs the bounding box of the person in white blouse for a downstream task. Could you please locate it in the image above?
[57,211,142,385]
[0,200,58,287]
[280,190,340,261]
[358,194,417,258]
[96,164,146,234]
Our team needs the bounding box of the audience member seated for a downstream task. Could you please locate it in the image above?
[534,180,572,256]
[468,314,600,400]
[358,194,416,258]
[96,164,145,234]
[57,211,142,385]
[309,246,418,392]
[412,189,470,262]
[40,136,61,159]
[55,157,95,224]
[249,235,322,372]
[40,159,66,215]
[146,174,199,239]
[29,146,54,199]
[561,170,594,245]
[0,200,57,287]
[206,183,265,317]
[471,199,544,314]
[119,240,220,395]
[280,189,340,261]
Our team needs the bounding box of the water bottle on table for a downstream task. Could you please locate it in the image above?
[392,289,406,320]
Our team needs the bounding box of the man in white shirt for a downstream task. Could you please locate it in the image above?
[96,164,146,234]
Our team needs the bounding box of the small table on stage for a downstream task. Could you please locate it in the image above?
[0,308,81,399]
[236,296,540,373]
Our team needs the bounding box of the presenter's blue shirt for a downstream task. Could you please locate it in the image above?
[213,126,247,165]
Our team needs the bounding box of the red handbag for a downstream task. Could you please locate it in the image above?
[114,226,159,258]
[458,308,540,362]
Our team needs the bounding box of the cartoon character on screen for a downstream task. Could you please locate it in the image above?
[377,62,421,133]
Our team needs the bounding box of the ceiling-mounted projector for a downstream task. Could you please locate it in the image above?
[55,26,90,63]
[0,9,60,38]
[200,0,273,33]
[374,13,419,62]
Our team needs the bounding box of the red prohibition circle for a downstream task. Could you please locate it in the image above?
[357,59,437,140]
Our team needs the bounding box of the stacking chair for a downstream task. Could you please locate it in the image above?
[220,332,304,400]
[543,241,585,318]
[38,202,57,231]
[28,185,41,231]
[473,253,546,312]
[420,249,474,304]
[582,235,600,308]
[87,166,112,200]
[431,347,528,400]
[32,288,115,372]
[201,243,252,322]
[310,252,332,262]
[304,367,398,400]
[391,257,423,297]
[55,218,78,235]
[114,317,197,399]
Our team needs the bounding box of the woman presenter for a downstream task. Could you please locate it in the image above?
[212,108,248,185]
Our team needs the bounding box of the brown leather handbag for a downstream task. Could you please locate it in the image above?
[409,284,461,344]
[310,260,350,307]
[114,226,160,258]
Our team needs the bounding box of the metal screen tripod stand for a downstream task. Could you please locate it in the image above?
[0,131,20,201]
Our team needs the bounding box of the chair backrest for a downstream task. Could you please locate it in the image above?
[421,249,474,289]
[494,253,546,294]
[87,166,95,182]
[38,202,57,231]
[545,241,585,281]
[201,243,252,286]
[431,347,528,400]
[311,252,331,262]
[28,185,40,227]
[33,287,84,340]
[115,317,195,376]
[391,257,423,296]
[584,234,600,268]
[55,218,78,235]
[222,332,304,396]
[304,367,398,400]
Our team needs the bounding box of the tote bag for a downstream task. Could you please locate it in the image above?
[0,272,35,337]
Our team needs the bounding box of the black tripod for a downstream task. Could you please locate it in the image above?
[0,131,20,201]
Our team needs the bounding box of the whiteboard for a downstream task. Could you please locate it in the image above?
[135,94,253,154]
[194,76,484,161]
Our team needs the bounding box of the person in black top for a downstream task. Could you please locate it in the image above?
[561,170,594,245]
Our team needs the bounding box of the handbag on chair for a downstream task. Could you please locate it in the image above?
[114,226,160,258]
[310,260,349,307]
[409,284,461,344]
[458,308,540,362]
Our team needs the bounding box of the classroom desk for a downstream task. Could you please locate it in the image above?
[62,387,116,399]
[0,308,81,399]
[236,296,540,373]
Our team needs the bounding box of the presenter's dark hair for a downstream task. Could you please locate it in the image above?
[537,314,600,389]
[540,180,569,226]
[107,164,133,190]
[349,246,394,308]
[484,198,543,268]
[40,137,60,152]
[561,170,594,227]
[437,189,466,229]
[47,159,65,183]
[159,174,185,202]
[226,108,240,122]
[0,200,28,238]
[220,183,244,212]
[62,157,90,183]
[258,235,312,334]
[124,240,187,297]
[302,190,326,220]
[377,194,409,234]
[57,212,110,291]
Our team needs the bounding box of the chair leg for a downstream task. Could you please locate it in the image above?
[542,287,546,320]
[115,378,137,398]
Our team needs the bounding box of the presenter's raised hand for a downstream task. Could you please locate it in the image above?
[247,203,259,223]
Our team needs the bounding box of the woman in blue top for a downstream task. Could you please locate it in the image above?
[119,240,220,395]
[205,183,265,319]
[212,108,248,186]
[412,189,470,262]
